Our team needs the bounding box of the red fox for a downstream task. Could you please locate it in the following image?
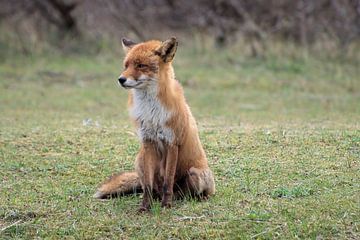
[94,37,215,211]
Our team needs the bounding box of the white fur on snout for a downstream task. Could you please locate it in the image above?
[121,77,138,88]
[120,74,155,89]
[137,74,157,88]
[138,74,148,81]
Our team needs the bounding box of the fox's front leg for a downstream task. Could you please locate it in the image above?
[136,142,159,212]
[161,144,179,208]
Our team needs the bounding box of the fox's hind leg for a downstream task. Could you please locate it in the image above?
[180,167,215,199]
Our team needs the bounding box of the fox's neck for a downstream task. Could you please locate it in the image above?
[159,63,175,82]
[157,63,176,109]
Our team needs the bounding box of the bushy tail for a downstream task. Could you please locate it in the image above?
[93,172,142,199]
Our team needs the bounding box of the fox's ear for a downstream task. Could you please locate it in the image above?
[122,38,137,53]
[155,37,178,63]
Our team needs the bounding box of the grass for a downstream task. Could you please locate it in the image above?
[0,42,359,239]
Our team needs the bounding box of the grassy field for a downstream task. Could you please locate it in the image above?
[0,43,359,239]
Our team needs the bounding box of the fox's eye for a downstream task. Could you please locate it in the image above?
[137,63,147,69]
[124,63,129,69]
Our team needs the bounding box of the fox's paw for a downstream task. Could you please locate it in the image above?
[138,199,151,213]
[138,205,151,213]
[200,194,209,201]
[161,202,172,209]
[161,199,172,208]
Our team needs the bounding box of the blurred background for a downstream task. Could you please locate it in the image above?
[1,0,359,129]
[0,0,359,56]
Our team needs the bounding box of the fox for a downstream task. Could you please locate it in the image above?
[94,37,215,211]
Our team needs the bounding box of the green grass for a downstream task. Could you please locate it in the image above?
[0,44,359,239]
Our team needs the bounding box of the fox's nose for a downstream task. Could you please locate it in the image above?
[118,77,126,85]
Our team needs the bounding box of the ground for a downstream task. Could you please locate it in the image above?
[0,45,359,239]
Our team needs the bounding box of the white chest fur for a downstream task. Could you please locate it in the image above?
[130,87,174,145]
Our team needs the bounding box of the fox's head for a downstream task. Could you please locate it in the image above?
[117,37,178,89]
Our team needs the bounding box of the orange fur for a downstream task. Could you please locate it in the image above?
[94,37,215,211]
